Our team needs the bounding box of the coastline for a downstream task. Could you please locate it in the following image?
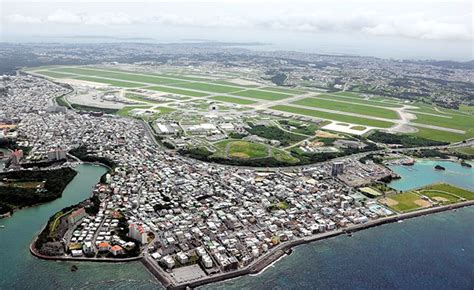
[29,199,474,289]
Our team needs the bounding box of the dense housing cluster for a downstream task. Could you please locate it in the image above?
[0,74,397,284]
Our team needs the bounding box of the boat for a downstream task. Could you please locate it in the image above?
[434,165,446,170]
[0,225,5,228]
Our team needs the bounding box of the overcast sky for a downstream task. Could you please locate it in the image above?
[1,0,473,60]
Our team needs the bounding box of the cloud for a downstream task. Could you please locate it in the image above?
[46,9,83,24]
[363,20,472,41]
[4,9,472,41]
[5,14,42,24]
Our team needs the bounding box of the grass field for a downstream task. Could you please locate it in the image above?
[212,80,260,88]
[421,184,474,200]
[419,190,460,204]
[314,94,403,108]
[209,95,258,105]
[272,148,300,164]
[293,98,400,119]
[125,93,166,104]
[146,86,209,97]
[413,113,474,137]
[411,127,467,143]
[74,76,144,88]
[116,105,152,117]
[271,105,394,128]
[261,87,306,94]
[169,82,243,93]
[450,146,474,155]
[351,126,367,131]
[231,89,292,101]
[380,192,429,212]
[332,91,366,99]
[214,140,269,159]
[52,67,183,85]
[34,70,77,78]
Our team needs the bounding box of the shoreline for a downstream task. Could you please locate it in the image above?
[29,199,474,289]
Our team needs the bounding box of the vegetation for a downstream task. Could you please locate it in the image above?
[411,127,468,143]
[69,146,117,169]
[368,131,448,147]
[421,184,474,200]
[278,119,319,135]
[170,82,242,93]
[382,192,426,212]
[231,89,291,101]
[271,105,394,128]
[227,141,269,159]
[0,168,77,215]
[209,95,257,105]
[292,97,399,119]
[35,70,76,78]
[147,86,208,97]
[314,94,403,108]
[74,76,144,88]
[246,125,306,146]
[70,103,119,114]
[261,87,306,94]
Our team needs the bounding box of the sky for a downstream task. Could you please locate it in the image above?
[1,0,473,60]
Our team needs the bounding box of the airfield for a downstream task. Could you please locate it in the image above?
[26,64,473,145]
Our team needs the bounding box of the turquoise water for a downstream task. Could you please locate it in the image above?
[388,159,474,191]
[0,164,159,289]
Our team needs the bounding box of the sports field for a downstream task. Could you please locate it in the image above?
[270,105,394,128]
[379,192,430,213]
[292,98,400,119]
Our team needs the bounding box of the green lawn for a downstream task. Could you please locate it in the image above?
[212,80,260,88]
[169,82,243,93]
[413,112,474,138]
[419,190,460,204]
[73,76,144,88]
[34,70,77,78]
[451,146,474,155]
[209,95,258,105]
[116,106,152,117]
[292,98,400,119]
[270,105,394,128]
[231,89,292,101]
[411,127,468,143]
[125,93,166,104]
[261,87,307,94]
[331,92,366,99]
[146,86,208,97]
[51,67,181,85]
[421,184,474,200]
[214,140,269,159]
[272,148,300,164]
[314,94,402,108]
[381,192,428,213]
[350,126,367,131]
